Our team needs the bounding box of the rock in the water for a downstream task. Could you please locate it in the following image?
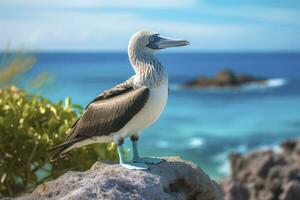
[13,157,222,200]
[220,139,300,200]
[183,69,267,88]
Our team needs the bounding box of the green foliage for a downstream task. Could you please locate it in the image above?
[0,87,118,197]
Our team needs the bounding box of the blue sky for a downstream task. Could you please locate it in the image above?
[1,0,300,51]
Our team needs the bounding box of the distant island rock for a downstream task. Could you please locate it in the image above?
[220,139,300,200]
[12,157,222,200]
[183,69,267,88]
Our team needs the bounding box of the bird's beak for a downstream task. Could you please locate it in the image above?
[156,35,190,49]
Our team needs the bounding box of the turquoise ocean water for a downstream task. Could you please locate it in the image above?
[21,52,300,179]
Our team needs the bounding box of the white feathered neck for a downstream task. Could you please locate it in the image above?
[128,41,167,89]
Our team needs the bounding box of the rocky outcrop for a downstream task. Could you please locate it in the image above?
[220,139,300,200]
[12,157,222,200]
[183,69,267,88]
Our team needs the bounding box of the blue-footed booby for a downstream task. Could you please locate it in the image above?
[49,31,189,170]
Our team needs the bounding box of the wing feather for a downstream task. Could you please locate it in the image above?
[49,81,149,158]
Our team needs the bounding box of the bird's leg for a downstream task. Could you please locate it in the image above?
[115,136,148,170]
[131,134,163,164]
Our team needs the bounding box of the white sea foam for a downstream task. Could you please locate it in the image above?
[214,145,248,175]
[217,160,231,175]
[188,137,204,148]
[266,78,287,88]
[156,140,170,149]
[156,137,205,150]
[169,84,181,91]
[243,78,287,90]
[254,143,281,153]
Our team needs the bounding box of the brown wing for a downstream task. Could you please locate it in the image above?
[85,78,134,109]
[69,86,149,139]
[49,85,149,155]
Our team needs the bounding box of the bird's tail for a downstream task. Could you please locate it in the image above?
[48,138,84,161]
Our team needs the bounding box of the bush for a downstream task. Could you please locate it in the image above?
[0,86,118,197]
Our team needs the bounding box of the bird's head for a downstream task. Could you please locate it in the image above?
[128,30,189,54]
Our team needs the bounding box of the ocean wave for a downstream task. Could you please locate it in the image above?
[188,137,204,148]
[266,78,287,87]
[155,137,205,149]
[156,140,171,149]
[217,160,231,176]
[169,84,181,91]
[242,78,287,90]
[254,143,281,153]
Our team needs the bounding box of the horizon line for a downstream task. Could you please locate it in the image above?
[1,50,300,54]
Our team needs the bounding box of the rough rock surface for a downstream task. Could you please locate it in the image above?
[12,157,222,200]
[183,69,267,88]
[220,139,300,200]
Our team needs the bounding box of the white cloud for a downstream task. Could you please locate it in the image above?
[199,3,300,26]
[2,10,299,51]
[1,1,299,51]
[240,6,300,25]
[0,12,137,50]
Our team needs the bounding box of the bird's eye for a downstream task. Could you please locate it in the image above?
[149,36,155,42]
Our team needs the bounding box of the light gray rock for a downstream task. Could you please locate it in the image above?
[13,157,222,200]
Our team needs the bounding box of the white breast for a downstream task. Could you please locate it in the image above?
[66,82,169,151]
[116,82,168,137]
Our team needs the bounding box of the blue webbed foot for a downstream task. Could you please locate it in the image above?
[133,157,163,164]
[120,162,148,170]
[131,139,164,165]
[116,140,148,170]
